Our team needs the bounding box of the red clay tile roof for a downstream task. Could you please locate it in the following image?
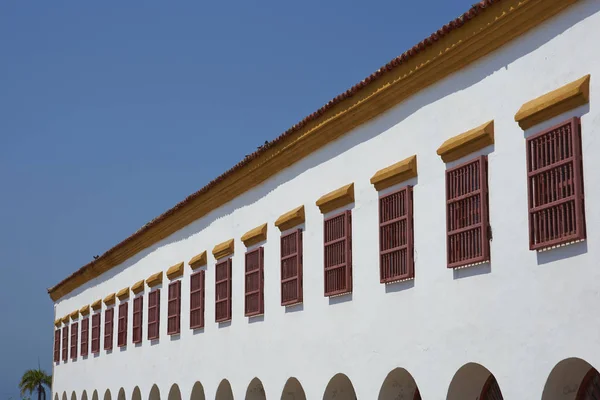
[48,0,501,297]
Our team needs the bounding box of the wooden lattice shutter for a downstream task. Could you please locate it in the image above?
[379,186,414,283]
[132,297,143,344]
[480,375,504,400]
[526,117,586,250]
[80,318,89,356]
[104,308,114,350]
[215,258,232,322]
[117,302,128,347]
[167,281,181,335]
[324,210,352,296]
[245,247,264,317]
[190,270,205,329]
[281,229,303,306]
[61,326,68,361]
[91,313,100,354]
[70,322,78,360]
[53,329,61,362]
[576,368,600,400]
[446,156,490,268]
[148,290,160,340]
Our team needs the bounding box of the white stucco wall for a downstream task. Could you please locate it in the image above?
[52,1,600,399]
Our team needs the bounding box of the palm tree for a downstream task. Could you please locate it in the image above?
[19,369,52,400]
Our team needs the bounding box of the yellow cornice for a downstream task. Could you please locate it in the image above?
[70,310,79,320]
[166,262,184,280]
[80,305,90,316]
[61,316,70,324]
[241,223,268,247]
[146,272,163,288]
[91,299,102,311]
[103,293,116,306]
[370,155,417,191]
[47,0,579,302]
[188,251,207,270]
[316,183,355,214]
[212,239,234,260]
[54,319,62,327]
[515,74,590,129]
[437,121,494,163]
[116,287,130,301]
[131,280,145,294]
[275,206,305,232]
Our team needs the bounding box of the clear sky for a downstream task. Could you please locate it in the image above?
[0,1,474,398]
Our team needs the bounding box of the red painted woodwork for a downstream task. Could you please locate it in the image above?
[526,117,586,250]
[379,186,414,283]
[132,297,143,343]
[91,313,100,354]
[215,258,232,322]
[445,155,490,268]
[148,290,160,340]
[190,270,205,329]
[167,280,181,335]
[245,247,264,317]
[80,318,89,356]
[53,329,60,362]
[70,322,78,360]
[104,308,114,350]
[61,326,68,361]
[480,375,504,400]
[281,229,303,306]
[117,302,128,347]
[324,210,352,296]
[576,368,600,400]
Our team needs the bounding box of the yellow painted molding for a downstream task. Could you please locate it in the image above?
[146,271,163,288]
[275,206,305,231]
[188,251,207,269]
[166,262,184,280]
[80,305,90,316]
[70,310,79,320]
[116,287,130,300]
[241,223,268,247]
[131,280,145,294]
[213,239,235,260]
[515,74,591,129]
[61,316,70,324]
[103,293,116,306]
[316,183,355,214]
[54,319,62,327]
[47,0,580,302]
[370,155,418,191]
[437,121,494,163]
[91,299,102,311]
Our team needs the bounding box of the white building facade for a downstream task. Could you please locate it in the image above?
[49,1,600,399]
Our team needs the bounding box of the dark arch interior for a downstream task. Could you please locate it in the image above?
[245,378,266,400]
[117,389,126,400]
[542,358,599,400]
[576,368,600,400]
[323,373,357,400]
[149,385,160,400]
[167,385,181,400]
[446,363,504,400]
[190,382,205,400]
[378,368,420,400]
[215,380,234,400]
[104,390,112,400]
[132,387,142,400]
[281,377,306,400]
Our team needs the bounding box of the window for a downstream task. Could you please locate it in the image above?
[167,281,181,335]
[70,322,78,360]
[190,271,205,329]
[132,297,143,344]
[245,247,264,317]
[104,308,114,350]
[91,313,100,354]
[53,329,61,363]
[215,258,232,322]
[61,326,68,361]
[117,303,128,347]
[80,318,89,357]
[148,290,160,340]
[281,229,303,306]
[526,117,586,250]
[445,156,490,268]
[379,187,414,283]
[324,210,352,296]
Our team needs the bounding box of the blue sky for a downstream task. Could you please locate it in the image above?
[0,1,474,398]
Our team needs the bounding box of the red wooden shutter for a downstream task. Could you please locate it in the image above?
[167,281,181,335]
[245,247,264,317]
[117,303,128,347]
[148,289,160,340]
[281,229,303,306]
[526,117,586,250]
[446,156,490,268]
[479,375,504,400]
[324,210,352,296]
[215,258,232,322]
[61,326,68,361]
[91,313,100,354]
[53,329,61,362]
[190,270,205,329]
[70,322,78,360]
[104,308,114,350]
[132,297,143,344]
[80,318,89,357]
[379,186,414,283]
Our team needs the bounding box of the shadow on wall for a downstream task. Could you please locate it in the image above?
[59,0,600,302]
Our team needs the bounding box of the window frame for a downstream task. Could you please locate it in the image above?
[167,280,181,335]
[117,302,128,347]
[244,247,264,317]
[190,270,205,330]
[70,322,78,360]
[148,289,161,340]
[280,229,303,306]
[132,296,143,344]
[215,258,232,323]
[80,318,89,357]
[91,313,101,354]
[323,209,353,297]
[104,308,114,351]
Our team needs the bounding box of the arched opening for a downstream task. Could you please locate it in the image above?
[54,394,59,400]
[104,390,112,400]
[215,380,234,400]
[149,385,160,400]
[189,382,205,400]
[167,385,181,400]
[118,389,126,400]
[82,390,88,400]
[245,378,266,400]
[323,373,357,400]
[62,392,67,400]
[378,368,421,400]
[446,363,504,400]
[280,377,306,400]
[542,358,600,400]
[72,392,77,400]
[132,387,142,400]
[92,390,99,400]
